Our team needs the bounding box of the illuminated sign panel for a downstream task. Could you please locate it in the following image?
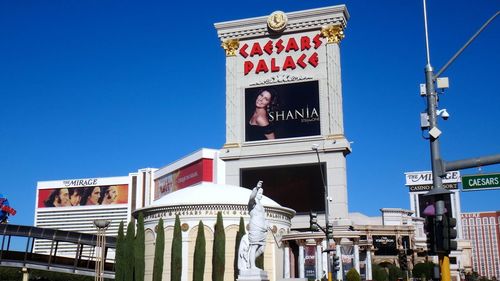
[37,184,128,208]
[154,159,213,200]
[240,163,325,213]
[245,81,320,141]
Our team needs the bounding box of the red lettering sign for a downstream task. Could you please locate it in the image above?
[239,34,323,75]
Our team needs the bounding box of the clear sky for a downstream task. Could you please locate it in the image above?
[1,0,498,227]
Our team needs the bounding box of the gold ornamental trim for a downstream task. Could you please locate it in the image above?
[267,11,288,33]
[221,39,239,57]
[326,134,345,140]
[321,25,345,44]
[223,142,240,148]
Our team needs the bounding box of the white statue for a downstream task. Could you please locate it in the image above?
[238,181,267,272]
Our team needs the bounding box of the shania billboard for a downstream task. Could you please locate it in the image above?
[245,80,320,141]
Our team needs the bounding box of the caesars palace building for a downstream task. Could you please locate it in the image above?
[33,5,473,281]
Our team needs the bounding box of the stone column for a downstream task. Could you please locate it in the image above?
[366,246,373,281]
[298,240,305,278]
[221,39,240,148]
[354,239,360,273]
[316,238,324,280]
[283,241,291,278]
[321,24,350,223]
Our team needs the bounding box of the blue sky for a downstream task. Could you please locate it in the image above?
[1,0,498,227]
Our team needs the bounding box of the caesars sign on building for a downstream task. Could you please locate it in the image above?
[215,6,352,223]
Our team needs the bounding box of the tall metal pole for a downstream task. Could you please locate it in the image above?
[313,145,333,281]
[422,1,451,281]
[421,3,498,280]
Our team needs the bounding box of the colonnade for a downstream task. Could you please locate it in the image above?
[281,238,373,280]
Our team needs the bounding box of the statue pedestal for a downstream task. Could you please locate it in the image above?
[237,269,269,281]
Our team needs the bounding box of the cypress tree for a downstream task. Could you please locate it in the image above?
[135,213,145,281]
[234,217,246,279]
[171,214,182,281]
[124,220,136,281]
[193,220,206,281]
[115,221,125,281]
[152,218,165,281]
[212,211,225,281]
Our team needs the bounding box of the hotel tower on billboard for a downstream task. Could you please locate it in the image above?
[215,6,351,227]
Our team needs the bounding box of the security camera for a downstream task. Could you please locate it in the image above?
[436,109,449,120]
[311,144,319,151]
[441,110,449,120]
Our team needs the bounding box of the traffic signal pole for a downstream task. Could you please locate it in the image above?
[421,2,500,281]
[313,145,334,281]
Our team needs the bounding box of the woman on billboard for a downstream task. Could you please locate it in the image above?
[247,89,276,140]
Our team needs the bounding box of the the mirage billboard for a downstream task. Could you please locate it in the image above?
[37,184,128,208]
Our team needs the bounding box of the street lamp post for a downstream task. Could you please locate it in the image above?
[94,219,111,281]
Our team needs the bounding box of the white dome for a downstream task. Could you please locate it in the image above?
[150,182,281,208]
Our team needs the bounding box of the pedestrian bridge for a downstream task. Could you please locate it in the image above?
[0,223,116,279]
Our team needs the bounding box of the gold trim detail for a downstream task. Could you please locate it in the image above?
[320,25,345,44]
[326,134,345,140]
[267,11,288,33]
[223,143,240,148]
[221,39,239,57]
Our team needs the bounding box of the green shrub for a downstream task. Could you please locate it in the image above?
[346,268,361,281]
[372,264,388,281]
[135,213,145,281]
[412,262,435,281]
[388,264,403,281]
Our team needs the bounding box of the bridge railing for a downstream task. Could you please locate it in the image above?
[0,224,116,278]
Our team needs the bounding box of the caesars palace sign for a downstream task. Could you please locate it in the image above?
[240,34,323,75]
[223,10,345,76]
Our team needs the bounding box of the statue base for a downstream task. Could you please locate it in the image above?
[237,269,269,281]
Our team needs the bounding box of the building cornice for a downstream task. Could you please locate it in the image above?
[214,5,349,41]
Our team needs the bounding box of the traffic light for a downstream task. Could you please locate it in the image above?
[309,211,318,231]
[398,252,408,271]
[441,215,458,252]
[425,216,437,255]
[332,253,340,274]
[326,222,334,240]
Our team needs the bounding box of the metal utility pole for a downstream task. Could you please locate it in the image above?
[421,1,499,281]
[312,145,335,281]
